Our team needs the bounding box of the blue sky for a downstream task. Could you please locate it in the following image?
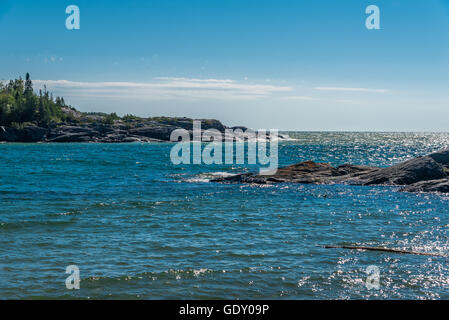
[1,0,449,131]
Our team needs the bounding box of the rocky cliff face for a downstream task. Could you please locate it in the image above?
[212,149,449,194]
[0,125,47,142]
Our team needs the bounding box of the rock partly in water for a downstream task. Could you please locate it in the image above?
[47,133,92,143]
[213,150,449,194]
[348,156,447,186]
[0,117,238,143]
[428,149,449,166]
[213,161,378,185]
[0,125,47,142]
[402,179,449,193]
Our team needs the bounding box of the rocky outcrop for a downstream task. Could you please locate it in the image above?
[217,161,379,185]
[0,125,47,142]
[128,123,178,141]
[213,149,449,194]
[0,117,236,143]
[428,149,449,166]
[402,179,449,193]
[347,156,447,186]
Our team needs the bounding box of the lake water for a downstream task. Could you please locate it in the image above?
[1,132,449,299]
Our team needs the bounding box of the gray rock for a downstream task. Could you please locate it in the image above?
[121,137,143,143]
[402,179,449,193]
[198,119,227,132]
[428,149,449,166]
[0,125,47,142]
[352,156,447,186]
[213,150,449,194]
[213,161,378,185]
[47,133,92,142]
[129,124,177,141]
[0,116,241,143]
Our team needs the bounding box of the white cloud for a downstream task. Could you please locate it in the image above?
[281,96,321,101]
[314,86,389,93]
[32,77,292,101]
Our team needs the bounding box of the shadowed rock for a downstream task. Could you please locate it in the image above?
[428,149,449,166]
[402,179,449,193]
[348,156,447,186]
[0,125,46,142]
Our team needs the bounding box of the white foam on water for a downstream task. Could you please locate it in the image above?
[228,133,298,142]
[185,171,238,183]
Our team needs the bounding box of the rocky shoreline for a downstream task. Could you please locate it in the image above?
[212,149,449,194]
[2,75,242,143]
[0,115,239,143]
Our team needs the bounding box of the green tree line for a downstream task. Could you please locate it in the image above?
[0,73,67,127]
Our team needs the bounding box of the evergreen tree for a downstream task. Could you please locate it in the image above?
[0,74,69,126]
[25,73,33,94]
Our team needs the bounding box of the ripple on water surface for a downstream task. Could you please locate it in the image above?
[1,133,449,299]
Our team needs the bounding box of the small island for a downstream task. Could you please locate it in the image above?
[0,74,236,143]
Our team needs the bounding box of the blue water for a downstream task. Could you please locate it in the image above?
[1,132,449,299]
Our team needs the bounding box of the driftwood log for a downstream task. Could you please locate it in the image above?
[323,245,444,257]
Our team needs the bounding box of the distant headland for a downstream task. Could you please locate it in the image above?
[0,74,241,143]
